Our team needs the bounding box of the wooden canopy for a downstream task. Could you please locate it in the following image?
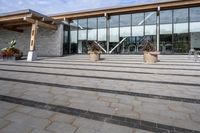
[51,0,200,20]
[0,9,58,32]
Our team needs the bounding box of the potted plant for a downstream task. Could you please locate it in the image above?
[0,39,23,60]
[142,40,160,64]
[87,41,102,61]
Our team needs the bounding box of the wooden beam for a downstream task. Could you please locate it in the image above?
[23,17,57,30]
[2,26,23,33]
[2,22,28,27]
[0,14,32,22]
[29,21,38,51]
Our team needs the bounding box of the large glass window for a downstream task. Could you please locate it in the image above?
[78,19,87,40]
[97,17,107,51]
[119,14,131,53]
[98,17,106,41]
[132,13,144,36]
[88,18,97,40]
[70,20,78,54]
[160,10,173,53]
[174,8,189,53]
[190,7,200,49]
[120,14,131,37]
[145,12,156,35]
[63,25,70,54]
[109,15,119,53]
[109,15,119,42]
[132,13,144,53]
[174,9,188,33]
[145,12,156,48]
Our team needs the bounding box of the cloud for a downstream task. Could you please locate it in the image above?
[0,0,155,15]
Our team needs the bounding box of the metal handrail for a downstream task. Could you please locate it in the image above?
[109,37,127,54]
[94,41,107,53]
[188,48,200,62]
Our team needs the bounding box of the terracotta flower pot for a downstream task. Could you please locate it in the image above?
[143,51,160,64]
[88,51,101,61]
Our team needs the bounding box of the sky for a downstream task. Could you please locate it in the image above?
[0,0,157,15]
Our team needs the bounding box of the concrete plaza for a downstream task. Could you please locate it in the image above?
[0,55,200,133]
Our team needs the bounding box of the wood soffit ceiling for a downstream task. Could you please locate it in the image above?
[0,10,58,32]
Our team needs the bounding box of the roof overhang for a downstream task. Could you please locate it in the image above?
[0,9,58,32]
[51,0,200,20]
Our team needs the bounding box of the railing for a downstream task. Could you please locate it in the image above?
[94,41,107,53]
[109,37,127,54]
[188,48,200,62]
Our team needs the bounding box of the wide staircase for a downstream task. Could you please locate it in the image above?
[0,55,200,133]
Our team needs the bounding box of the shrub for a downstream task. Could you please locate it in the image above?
[87,41,101,53]
[141,40,155,52]
[0,39,23,60]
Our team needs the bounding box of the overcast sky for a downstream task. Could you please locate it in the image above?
[0,0,156,15]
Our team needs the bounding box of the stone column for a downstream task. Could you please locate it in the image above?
[27,21,38,61]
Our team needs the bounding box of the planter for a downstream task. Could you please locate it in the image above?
[88,51,101,61]
[2,56,16,61]
[14,52,23,60]
[143,51,160,64]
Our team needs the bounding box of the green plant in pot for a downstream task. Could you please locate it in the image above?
[142,40,160,64]
[87,41,102,61]
[0,39,23,60]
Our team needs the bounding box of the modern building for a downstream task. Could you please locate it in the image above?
[0,0,200,61]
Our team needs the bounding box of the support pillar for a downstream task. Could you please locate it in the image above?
[27,21,38,61]
[105,13,110,54]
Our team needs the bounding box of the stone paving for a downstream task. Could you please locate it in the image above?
[0,55,200,133]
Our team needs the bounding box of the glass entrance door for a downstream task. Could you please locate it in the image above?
[63,25,70,54]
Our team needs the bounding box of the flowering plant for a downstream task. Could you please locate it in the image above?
[0,39,23,59]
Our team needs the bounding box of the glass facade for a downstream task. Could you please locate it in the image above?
[132,13,144,53]
[97,17,107,51]
[109,15,119,53]
[70,20,78,54]
[65,6,200,54]
[173,8,189,53]
[160,10,173,53]
[119,14,131,54]
[190,7,200,50]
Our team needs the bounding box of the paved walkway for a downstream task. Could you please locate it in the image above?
[0,55,200,133]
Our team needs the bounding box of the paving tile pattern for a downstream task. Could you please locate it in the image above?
[0,55,200,133]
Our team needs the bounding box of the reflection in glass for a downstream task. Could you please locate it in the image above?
[63,25,70,54]
[120,14,131,27]
[98,17,106,41]
[132,13,144,53]
[160,10,173,53]
[174,8,189,53]
[145,12,156,48]
[119,14,131,53]
[120,14,131,37]
[109,16,119,53]
[110,15,119,28]
[88,18,97,40]
[120,27,131,37]
[110,28,119,42]
[78,19,87,40]
[70,20,78,54]
[98,29,106,41]
[190,7,200,49]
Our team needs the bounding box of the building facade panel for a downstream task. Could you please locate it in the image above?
[66,6,200,54]
[0,24,63,56]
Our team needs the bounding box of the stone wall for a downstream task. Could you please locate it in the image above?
[0,24,63,56]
